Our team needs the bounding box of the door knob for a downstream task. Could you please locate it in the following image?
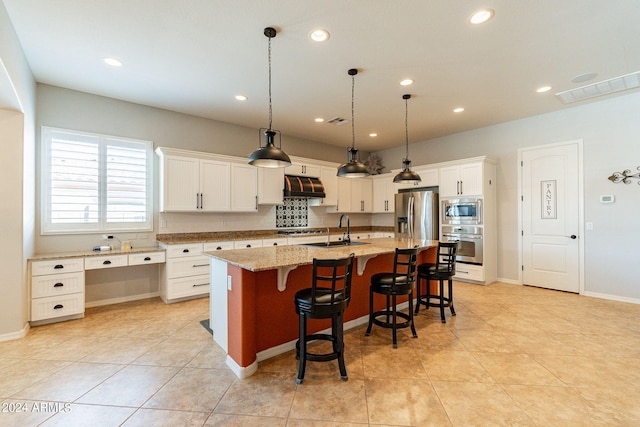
[568,234,577,239]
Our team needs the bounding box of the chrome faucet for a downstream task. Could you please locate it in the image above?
[326,227,331,246]
[338,214,351,244]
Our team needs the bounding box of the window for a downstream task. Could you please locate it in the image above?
[41,127,153,234]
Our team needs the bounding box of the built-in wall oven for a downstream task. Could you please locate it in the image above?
[441,225,483,265]
[442,198,482,225]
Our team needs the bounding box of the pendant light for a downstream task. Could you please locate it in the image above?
[248,27,292,168]
[393,94,421,183]
[337,68,370,178]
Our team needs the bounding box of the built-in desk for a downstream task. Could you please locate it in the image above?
[28,248,165,325]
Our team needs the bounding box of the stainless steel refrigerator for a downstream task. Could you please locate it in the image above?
[395,189,439,240]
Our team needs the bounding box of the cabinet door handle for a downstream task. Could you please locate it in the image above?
[216,246,222,250]
[103,260,111,265]
[192,264,209,268]
[144,257,151,261]
[182,249,190,253]
[53,304,64,309]
[200,193,204,209]
[54,264,64,269]
[273,242,278,246]
[53,282,64,287]
[460,180,463,194]
[193,283,209,287]
[246,244,251,248]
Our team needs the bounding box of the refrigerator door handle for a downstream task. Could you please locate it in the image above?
[408,196,414,238]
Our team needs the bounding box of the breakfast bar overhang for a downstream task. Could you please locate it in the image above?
[205,238,437,378]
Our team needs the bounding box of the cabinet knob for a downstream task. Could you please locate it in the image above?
[103,260,111,265]
[183,249,190,253]
[216,246,222,250]
[144,257,151,261]
[54,264,64,269]
[53,282,64,287]
[53,304,64,309]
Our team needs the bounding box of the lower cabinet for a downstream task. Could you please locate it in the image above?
[453,262,485,282]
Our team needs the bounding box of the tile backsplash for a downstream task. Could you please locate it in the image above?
[276,198,308,228]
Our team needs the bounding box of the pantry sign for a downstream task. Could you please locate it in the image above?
[541,180,557,219]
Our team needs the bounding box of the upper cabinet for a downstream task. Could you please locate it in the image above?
[290,161,321,178]
[157,153,230,212]
[257,167,285,205]
[308,166,339,207]
[394,166,439,190]
[439,161,484,197]
[333,177,372,213]
[372,173,397,213]
[156,147,256,212]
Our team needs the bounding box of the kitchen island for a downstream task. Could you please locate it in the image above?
[205,237,437,378]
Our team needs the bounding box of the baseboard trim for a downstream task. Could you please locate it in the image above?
[581,291,640,305]
[0,322,30,342]
[226,355,258,379]
[496,277,520,285]
[85,292,160,308]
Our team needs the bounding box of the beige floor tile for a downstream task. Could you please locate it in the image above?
[76,365,179,407]
[574,381,640,424]
[532,354,637,388]
[27,336,114,362]
[289,378,368,424]
[205,413,287,426]
[121,408,209,426]
[169,320,215,341]
[362,345,428,379]
[503,384,619,427]
[214,371,296,418]
[473,352,563,386]
[39,403,135,427]
[285,420,366,427]
[80,337,164,364]
[0,399,57,427]
[410,330,467,352]
[0,359,70,397]
[130,338,207,367]
[365,378,451,426]
[11,362,123,402]
[453,329,521,353]
[432,381,534,426]
[143,367,236,412]
[186,340,229,370]
[418,350,495,383]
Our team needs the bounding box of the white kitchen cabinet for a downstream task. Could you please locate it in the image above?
[233,239,263,249]
[156,149,231,212]
[159,243,209,303]
[308,166,338,207]
[30,258,85,322]
[257,167,284,205]
[372,174,396,213]
[351,178,372,212]
[290,161,321,177]
[230,163,258,211]
[262,237,288,247]
[395,166,439,190]
[439,162,484,197]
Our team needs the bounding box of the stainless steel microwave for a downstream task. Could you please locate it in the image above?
[442,198,482,225]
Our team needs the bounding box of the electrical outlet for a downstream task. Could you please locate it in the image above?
[101,234,114,240]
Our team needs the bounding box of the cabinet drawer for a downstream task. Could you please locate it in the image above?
[166,275,210,300]
[165,243,204,258]
[233,239,263,249]
[203,241,234,252]
[166,255,210,278]
[31,271,84,298]
[262,238,288,247]
[128,251,166,266]
[454,263,485,282]
[85,254,129,270]
[31,293,84,321]
[31,258,84,276]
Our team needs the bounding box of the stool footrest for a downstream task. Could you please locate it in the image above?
[370,309,412,329]
[296,333,341,362]
[417,295,452,308]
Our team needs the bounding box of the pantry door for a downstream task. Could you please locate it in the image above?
[520,141,583,293]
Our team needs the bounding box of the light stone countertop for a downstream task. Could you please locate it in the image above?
[28,246,164,261]
[204,237,438,272]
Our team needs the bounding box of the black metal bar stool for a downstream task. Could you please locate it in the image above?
[416,242,457,323]
[294,254,355,384]
[365,246,419,348]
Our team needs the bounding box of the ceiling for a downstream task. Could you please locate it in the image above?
[4,0,640,152]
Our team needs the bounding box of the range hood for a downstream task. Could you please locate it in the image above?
[284,175,326,198]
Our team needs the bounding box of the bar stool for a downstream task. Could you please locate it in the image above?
[294,254,355,384]
[416,242,457,323]
[365,247,419,348]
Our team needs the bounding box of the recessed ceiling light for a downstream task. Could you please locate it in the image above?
[469,9,494,25]
[400,79,414,86]
[103,57,122,67]
[314,117,324,123]
[309,29,330,42]
[453,107,465,113]
[369,133,378,137]
[235,95,248,101]
[536,86,552,93]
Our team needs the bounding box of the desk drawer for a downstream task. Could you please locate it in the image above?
[166,275,210,300]
[166,255,210,278]
[32,271,84,298]
[128,251,166,266]
[85,254,129,270]
[165,243,204,258]
[31,293,84,321]
[31,258,84,276]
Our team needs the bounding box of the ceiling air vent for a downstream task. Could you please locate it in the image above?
[555,71,640,104]
[327,117,349,126]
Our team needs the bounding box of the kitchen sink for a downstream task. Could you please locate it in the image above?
[299,241,370,248]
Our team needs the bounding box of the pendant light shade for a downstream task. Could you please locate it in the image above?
[337,69,370,178]
[393,94,421,183]
[248,27,291,168]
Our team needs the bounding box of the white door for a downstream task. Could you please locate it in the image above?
[521,141,582,293]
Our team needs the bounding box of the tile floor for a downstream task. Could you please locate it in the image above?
[1,281,640,426]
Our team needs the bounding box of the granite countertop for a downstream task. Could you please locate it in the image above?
[29,246,164,261]
[156,226,394,244]
[204,237,437,272]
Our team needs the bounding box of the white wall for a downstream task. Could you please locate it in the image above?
[375,91,640,302]
[0,0,36,338]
